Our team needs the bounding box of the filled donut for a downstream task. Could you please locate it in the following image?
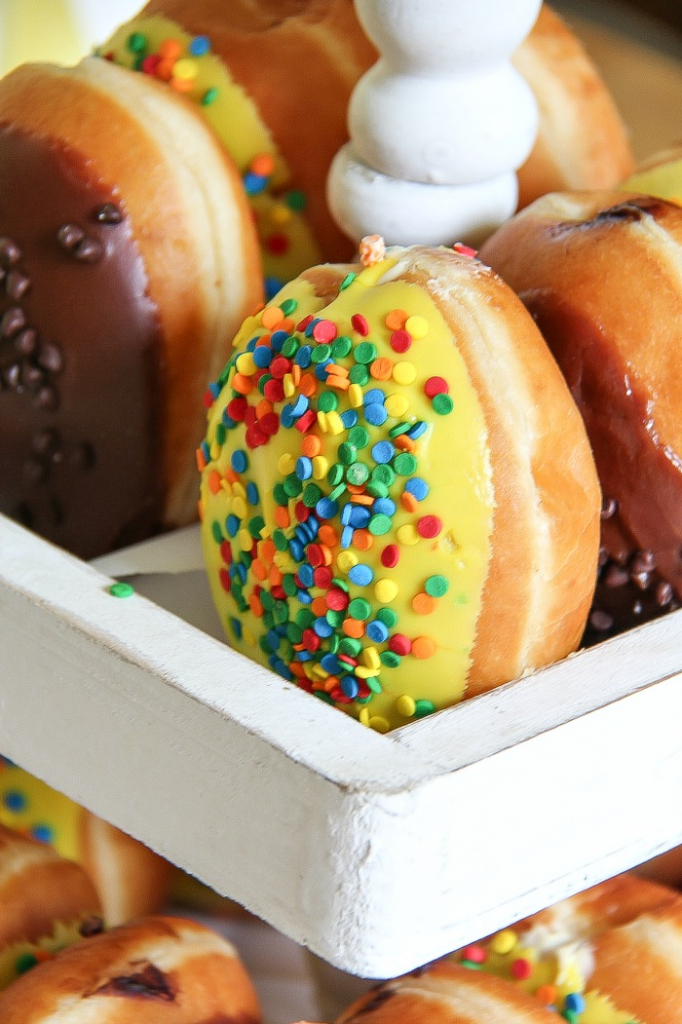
[0,56,261,559]
[0,915,262,1023]
[480,190,682,642]
[0,756,172,927]
[198,241,600,731]
[0,822,102,990]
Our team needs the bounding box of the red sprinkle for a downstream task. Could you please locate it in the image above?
[263,379,285,403]
[141,54,161,75]
[220,541,233,565]
[227,397,248,421]
[327,588,350,611]
[245,425,268,448]
[453,242,478,259]
[270,356,292,379]
[307,544,325,567]
[202,388,216,409]
[511,958,532,981]
[351,313,369,336]
[424,376,449,398]
[266,233,290,255]
[259,412,280,436]
[296,314,314,332]
[380,544,400,568]
[389,329,412,353]
[314,567,333,588]
[388,634,412,656]
[312,319,337,344]
[417,515,442,539]
[302,629,321,653]
[219,568,231,593]
[461,945,487,964]
[294,501,310,523]
[295,409,317,433]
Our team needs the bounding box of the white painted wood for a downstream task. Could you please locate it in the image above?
[3,510,682,978]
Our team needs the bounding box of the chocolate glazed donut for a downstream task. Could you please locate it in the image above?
[0,125,163,559]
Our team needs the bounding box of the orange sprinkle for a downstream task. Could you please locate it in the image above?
[251,559,268,582]
[261,305,285,330]
[170,75,194,93]
[299,373,318,397]
[232,373,254,395]
[370,357,393,381]
[255,333,272,347]
[159,38,182,60]
[326,363,349,378]
[259,538,276,564]
[346,483,367,495]
[197,499,204,521]
[400,491,419,513]
[319,544,333,566]
[224,467,239,484]
[412,636,437,659]
[274,506,290,528]
[395,433,417,452]
[326,374,350,391]
[156,59,175,82]
[269,564,283,586]
[412,592,436,615]
[342,617,365,639]
[256,398,273,419]
[195,447,207,471]
[248,593,264,617]
[322,675,340,693]
[311,596,328,617]
[350,493,374,506]
[318,524,338,547]
[251,153,275,177]
[535,986,557,1007]
[353,529,374,551]
[385,308,408,331]
[207,470,222,495]
[280,317,295,333]
[289,662,307,678]
[301,434,322,458]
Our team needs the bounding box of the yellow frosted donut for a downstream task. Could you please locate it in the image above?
[199,243,600,731]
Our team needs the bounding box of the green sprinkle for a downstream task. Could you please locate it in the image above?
[348,598,372,620]
[388,421,411,438]
[281,336,300,358]
[257,373,272,395]
[296,608,315,628]
[318,391,339,412]
[283,473,303,497]
[109,582,134,599]
[286,189,307,212]
[325,609,344,628]
[380,651,401,668]
[303,483,322,507]
[365,481,388,499]
[354,341,377,364]
[366,677,382,694]
[329,481,347,501]
[273,601,289,624]
[368,514,392,536]
[459,959,483,971]
[311,343,332,364]
[338,442,357,466]
[287,622,303,643]
[248,515,266,538]
[273,529,289,551]
[15,952,38,975]
[332,335,353,358]
[211,521,223,544]
[127,31,147,53]
[339,273,356,291]
[432,393,454,415]
[280,297,298,315]
[371,464,395,487]
[346,463,370,486]
[349,364,370,385]
[414,699,436,718]
[201,86,219,106]
[377,607,398,628]
[339,637,362,656]
[425,575,449,598]
[327,463,345,486]
[393,452,418,475]
[260,591,276,611]
[313,690,334,703]
[347,425,370,448]
[283,574,298,596]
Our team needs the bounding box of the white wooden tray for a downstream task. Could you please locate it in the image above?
[2,3,682,982]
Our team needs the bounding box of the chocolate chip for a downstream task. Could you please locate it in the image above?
[656,581,674,607]
[590,609,614,632]
[34,386,58,411]
[23,363,46,388]
[1,306,27,338]
[57,223,85,250]
[32,428,60,456]
[604,565,629,588]
[37,342,64,373]
[0,237,21,266]
[95,202,123,224]
[631,570,652,591]
[631,550,656,574]
[3,362,22,390]
[73,237,103,263]
[14,328,37,356]
[601,497,617,519]
[5,269,30,301]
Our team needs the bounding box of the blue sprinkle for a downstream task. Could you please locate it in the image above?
[340,409,358,428]
[364,403,388,426]
[364,388,385,405]
[271,329,290,347]
[200,440,210,462]
[296,649,313,661]
[349,505,371,528]
[221,411,236,428]
[291,394,309,417]
[235,564,247,584]
[407,420,428,439]
[371,440,394,464]
[366,619,390,643]
[30,824,54,844]
[189,34,211,55]
[3,790,26,813]
[231,449,248,473]
[321,653,342,673]
[208,381,221,399]
[316,497,339,519]
[314,361,332,380]
[340,676,359,699]
[348,564,374,586]
[313,617,334,638]
[341,525,354,548]
[305,318,320,337]
[243,171,268,196]
[246,482,260,505]
[298,564,315,587]
[265,276,284,302]
[246,336,258,351]
[266,629,281,651]
[341,504,353,525]
[295,345,312,367]
[564,994,586,1014]
[296,456,313,480]
[230,617,243,640]
[306,514,320,535]
[252,346,273,368]
[280,404,297,428]
[405,477,429,500]
[289,538,304,560]
[226,514,240,537]
[297,588,313,605]
[373,497,396,516]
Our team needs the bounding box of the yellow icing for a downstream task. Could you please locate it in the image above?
[0,760,81,863]
[199,262,494,730]
[99,15,322,288]
[621,158,682,207]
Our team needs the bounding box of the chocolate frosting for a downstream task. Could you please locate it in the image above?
[0,124,164,559]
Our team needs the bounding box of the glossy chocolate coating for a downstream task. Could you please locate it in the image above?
[0,124,164,559]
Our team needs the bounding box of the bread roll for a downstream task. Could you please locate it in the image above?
[0,915,262,1022]
[480,189,682,641]
[199,242,600,730]
[0,56,261,559]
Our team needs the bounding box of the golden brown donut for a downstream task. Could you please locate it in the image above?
[512,6,635,209]
[0,56,262,559]
[0,915,262,1023]
[0,823,102,990]
[480,189,682,642]
[199,242,600,729]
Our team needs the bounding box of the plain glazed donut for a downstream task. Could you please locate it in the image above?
[0,757,172,927]
[0,823,102,990]
[0,915,262,1023]
[0,56,262,559]
[479,190,682,642]
[198,242,600,731]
